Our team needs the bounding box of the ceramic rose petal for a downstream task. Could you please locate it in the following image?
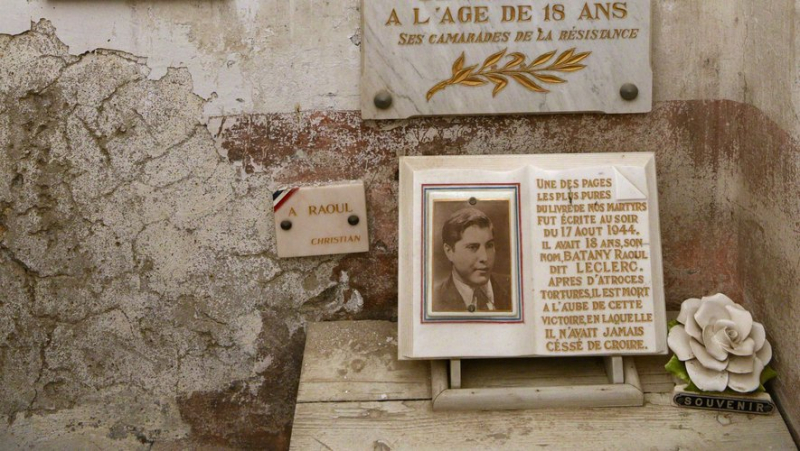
[694,296,732,329]
[677,298,701,325]
[750,322,766,351]
[686,359,729,392]
[702,326,729,361]
[727,355,756,374]
[725,304,753,340]
[703,293,736,307]
[713,327,736,355]
[756,340,773,365]
[690,339,728,371]
[667,325,695,361]
[678,298,703,340]
[728,358,765,393]
[710,319,737,344]
[684,312,703,341]
[728,337,755,356]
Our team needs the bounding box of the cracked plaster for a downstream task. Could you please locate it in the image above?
[0,20,364,449]
[0,4,799,449]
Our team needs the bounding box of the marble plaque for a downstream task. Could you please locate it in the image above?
[273,182,369,258]
[398,153,667,359]
[362,0,651,119]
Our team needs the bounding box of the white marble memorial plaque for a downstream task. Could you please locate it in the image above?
[273,182,369,258]
[398,153,667,359]
[362,0,651,119]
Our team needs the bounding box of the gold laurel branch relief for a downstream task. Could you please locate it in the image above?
[425,48,591,101]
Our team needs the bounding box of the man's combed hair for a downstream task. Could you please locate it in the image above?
[441,207,493,248]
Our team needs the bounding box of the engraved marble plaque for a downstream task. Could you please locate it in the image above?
[398,153,667,359]
[273,182,369,258]
[362,0,651,119]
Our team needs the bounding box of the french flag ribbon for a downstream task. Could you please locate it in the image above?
[272,187,299,212]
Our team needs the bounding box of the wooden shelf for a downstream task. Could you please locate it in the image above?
[291,321,795,450]
[429,356,644,411]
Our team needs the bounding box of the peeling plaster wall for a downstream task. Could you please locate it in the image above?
[1,0,796,130]
[0,2,799,449]
[0,0,362,119]
[0,21,312,448]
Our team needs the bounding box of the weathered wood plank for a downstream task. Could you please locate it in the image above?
[296,321,430,403]
[293,320,795,449]
[290,396,796,451]
[297,321,687,402]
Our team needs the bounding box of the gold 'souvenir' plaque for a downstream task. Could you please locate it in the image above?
[362,1,651,119]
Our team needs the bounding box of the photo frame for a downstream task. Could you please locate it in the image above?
[422,184,523,323]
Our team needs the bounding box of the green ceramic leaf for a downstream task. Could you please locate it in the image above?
[664,355,691,384]
[751,365,778,393]
[760,365,777,385]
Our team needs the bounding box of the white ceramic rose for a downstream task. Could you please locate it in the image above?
[666,293,774,393]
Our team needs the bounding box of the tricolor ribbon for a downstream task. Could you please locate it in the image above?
[272,187,298,212]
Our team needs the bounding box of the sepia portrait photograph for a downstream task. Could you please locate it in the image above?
[423,185,521,322]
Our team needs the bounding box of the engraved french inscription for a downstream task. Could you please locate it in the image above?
[273,182,370,258]
[533,166,658,355]
[362,0,652,119]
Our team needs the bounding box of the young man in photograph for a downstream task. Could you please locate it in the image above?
[434,207,512,313]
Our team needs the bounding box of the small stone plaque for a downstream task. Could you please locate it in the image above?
[273,182,369,258]
[362,0,651,119]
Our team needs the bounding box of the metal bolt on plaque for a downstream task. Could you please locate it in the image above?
[373,90,393,110]
[620,83,639,101]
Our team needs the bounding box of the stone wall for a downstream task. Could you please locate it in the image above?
[0,2,798,448]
